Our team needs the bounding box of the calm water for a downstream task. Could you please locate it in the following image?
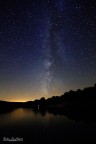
[0,108,96,144]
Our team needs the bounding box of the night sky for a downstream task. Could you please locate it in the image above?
[0,0,96,102]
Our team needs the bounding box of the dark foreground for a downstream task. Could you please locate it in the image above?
[0,84,96,143]
[0,108,96,144]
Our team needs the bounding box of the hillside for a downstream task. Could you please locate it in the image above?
[0,83,96,121]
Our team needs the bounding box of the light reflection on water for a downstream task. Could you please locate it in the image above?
[0,108,96,143]
[0,108,71,126]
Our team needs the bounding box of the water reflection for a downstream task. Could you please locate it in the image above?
[0,108,71,126]
[0,108,96,144]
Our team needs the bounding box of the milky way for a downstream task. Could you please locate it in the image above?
[42,0,64,96]
[0,0,96,101]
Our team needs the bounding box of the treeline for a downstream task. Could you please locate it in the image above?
[0,83,96,121]
[24,83,96,121]
[25,83,96,110]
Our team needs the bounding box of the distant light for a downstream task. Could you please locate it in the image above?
[38,105,40,109]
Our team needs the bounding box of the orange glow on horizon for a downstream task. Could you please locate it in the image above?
[0,87,64,102]
[5,98,34,102]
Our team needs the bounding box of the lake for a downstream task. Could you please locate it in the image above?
[0,108,96,144]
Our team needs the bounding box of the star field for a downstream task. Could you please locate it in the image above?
[0,0,96,102]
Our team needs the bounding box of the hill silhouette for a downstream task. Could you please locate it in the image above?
[0,83,96,121]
